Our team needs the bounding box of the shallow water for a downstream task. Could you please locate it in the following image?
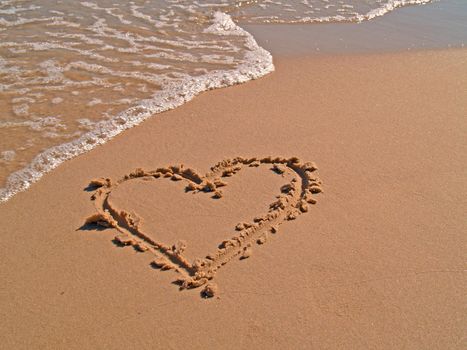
[0,0,433,201]
[245,0,467,55]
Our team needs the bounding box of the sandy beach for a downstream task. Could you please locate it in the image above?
[0,48,466,349]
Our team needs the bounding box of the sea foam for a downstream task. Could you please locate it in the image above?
[0,6,273,202]
[0,0,432,202]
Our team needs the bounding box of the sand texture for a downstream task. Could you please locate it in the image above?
[0,49,466,349]
[85,156,321,293]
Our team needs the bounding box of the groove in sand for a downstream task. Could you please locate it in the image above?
[85,156,322,297]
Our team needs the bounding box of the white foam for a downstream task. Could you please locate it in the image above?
[87,98,103,106]
[360,0,432,22]
[0,4,40,15]
[0,11,273,202]
[0,150,16,162]
[0,0,434,203]
[0,116,66,132]
[234,0,432,24]
[51,97,64,104]
[12,104,29,117]
[77,118,96,130]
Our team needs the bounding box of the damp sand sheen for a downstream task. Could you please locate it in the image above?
[0,0,432,202]
[85,156,322,298]
[1,1,466,349]
[0,48,465,349]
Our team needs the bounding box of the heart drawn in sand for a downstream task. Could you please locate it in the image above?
[84,156,322,298]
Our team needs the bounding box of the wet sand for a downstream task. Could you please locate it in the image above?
[245,0,467,55]
[0,49,466,349]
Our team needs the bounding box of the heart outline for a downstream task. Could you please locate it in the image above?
[85,156,322,295]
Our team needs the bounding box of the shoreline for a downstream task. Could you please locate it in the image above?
[1,48,465,349]
[245,0,467,56]
[0,12,274,203]
[2,0,467,203]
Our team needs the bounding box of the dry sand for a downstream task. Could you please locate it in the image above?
[0,49,466,349]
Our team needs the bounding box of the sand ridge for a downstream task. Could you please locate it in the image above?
[85,156,322,297]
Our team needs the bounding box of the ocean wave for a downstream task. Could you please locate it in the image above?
[0,8,273,202]
[0,0,432,202]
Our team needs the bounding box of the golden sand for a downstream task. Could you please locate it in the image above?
[0,49,465,349]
